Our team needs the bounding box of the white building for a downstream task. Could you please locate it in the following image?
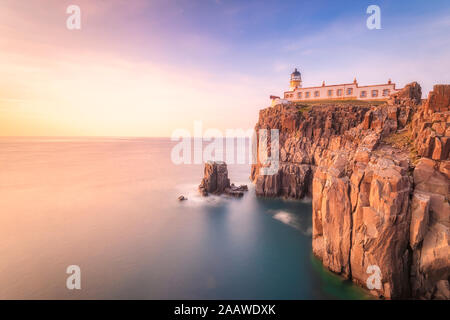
[280,68,400,102]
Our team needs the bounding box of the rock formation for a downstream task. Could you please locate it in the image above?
[199,161,248,197]
[409,85,450,299]
[251,83,449,299]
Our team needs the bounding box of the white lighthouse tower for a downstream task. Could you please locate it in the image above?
[290,68,302,90]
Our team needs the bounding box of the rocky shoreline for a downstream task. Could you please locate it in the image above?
[251,83,449,299]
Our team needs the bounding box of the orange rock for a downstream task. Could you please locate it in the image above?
[252,81,450,299]
[410,192,430,249]
[424,85,450,113]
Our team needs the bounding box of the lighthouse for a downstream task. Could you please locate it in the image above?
[289,68,302,90]
[283,69,399,101]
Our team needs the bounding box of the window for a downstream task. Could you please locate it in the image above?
[328,90,333,97]
[372,90,378,97]
[305,92,310,98]
[347,88,353,95]
[298,92,302,98]
[314,91,320,97]
[337,89,343,96]
[382,89,390,96]
[360,91,367,98]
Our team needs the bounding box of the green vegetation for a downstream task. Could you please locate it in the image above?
[382,126,420,165]
[297,105,312,114]
[293,99,386,107]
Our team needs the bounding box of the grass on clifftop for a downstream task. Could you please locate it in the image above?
[295,99,384,115]
[294,99,386,107]
[382,126,420,165]
[296,105,312,114]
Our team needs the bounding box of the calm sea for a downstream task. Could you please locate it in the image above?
[0,137,368,299]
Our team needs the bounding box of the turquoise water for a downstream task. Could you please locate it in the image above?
[0,138,368,299]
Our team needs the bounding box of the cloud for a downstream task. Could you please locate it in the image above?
[0,1,448,136]
[266,12,450,95]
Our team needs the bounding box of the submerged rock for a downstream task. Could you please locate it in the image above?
[225,183,248,198]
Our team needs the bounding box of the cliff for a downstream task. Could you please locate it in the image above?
[251,83,449,299]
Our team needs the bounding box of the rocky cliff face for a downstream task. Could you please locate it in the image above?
[251,83,449,299]
[409,85,450,299]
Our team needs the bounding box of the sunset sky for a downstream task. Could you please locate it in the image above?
[1,0,449,137]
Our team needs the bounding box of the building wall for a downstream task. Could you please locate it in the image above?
[284,83,398,101]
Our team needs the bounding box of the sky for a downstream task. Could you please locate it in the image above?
[0,0,449,137]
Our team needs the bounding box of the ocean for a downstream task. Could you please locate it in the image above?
[0,137,368,299]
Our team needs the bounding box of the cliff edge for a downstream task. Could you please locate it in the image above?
[251,83,449,299]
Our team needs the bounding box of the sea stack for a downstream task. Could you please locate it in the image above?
[199,161,248,197]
